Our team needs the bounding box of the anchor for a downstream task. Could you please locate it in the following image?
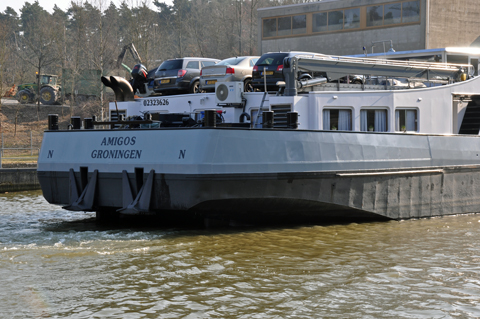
[63,169,98,211]
[117,169,155,215]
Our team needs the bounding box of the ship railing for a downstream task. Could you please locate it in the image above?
[294,53,473,74]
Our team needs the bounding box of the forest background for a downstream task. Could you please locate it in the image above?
[0,0,310,111]
[0,0,309,165]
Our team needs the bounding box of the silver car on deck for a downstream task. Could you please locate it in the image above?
[199,56,259,92]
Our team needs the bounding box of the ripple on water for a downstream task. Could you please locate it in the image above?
[1,191,480,318]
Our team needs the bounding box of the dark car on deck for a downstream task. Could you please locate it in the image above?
[251,52,323,92]
[153,57,220,95]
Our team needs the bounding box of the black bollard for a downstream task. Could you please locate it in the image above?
[287,112,298,129]
[48,114,59,131]
[204,110,216,128]
[84,118,93,129]
[262,111,274,129]
[71,116,81,130]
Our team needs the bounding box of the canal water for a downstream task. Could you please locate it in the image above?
[1,191,480,318]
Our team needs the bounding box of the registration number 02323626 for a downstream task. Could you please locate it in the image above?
[143,98,169,106]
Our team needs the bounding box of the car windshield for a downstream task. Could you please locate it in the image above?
[217,57,246,66]
[255,53,288,66]
[158,60,183,71]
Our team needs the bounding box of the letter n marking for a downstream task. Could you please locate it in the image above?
[47,150,54,158]
[179,150,186,159]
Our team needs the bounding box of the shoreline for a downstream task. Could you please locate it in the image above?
[0,168,40,193]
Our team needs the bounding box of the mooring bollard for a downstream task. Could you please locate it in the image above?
[287,111,299,129]
[262,111,274,129]
[84,118,93,129]
[48,114,59,131]
[71,116,81,130]
[204,110,216,128]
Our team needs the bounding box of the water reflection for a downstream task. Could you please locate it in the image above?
[1,191,480,318]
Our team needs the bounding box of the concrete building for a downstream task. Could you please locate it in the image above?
[258,0,480,56]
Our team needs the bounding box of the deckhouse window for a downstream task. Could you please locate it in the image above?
[360,109,388,132]
[323,109,352,130]
[395,109,417,132]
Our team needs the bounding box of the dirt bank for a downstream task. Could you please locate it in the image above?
[0,98,105,167]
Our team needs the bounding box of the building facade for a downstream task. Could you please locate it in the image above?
[258,0,480,56]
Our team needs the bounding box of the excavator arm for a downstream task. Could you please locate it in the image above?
[116,43,143,70]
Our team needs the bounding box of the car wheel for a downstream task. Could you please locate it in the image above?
[190,81,200,94]
[244,79,254,92]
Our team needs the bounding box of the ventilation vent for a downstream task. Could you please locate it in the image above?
[271,104,291,128]
[110,109,126,128]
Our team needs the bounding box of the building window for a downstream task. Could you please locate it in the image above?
[292,15,307,34]
[395,109,417,131]
[323,109,352,131]
[344,8,360,29]
[360,109,388,132]
[367,5,384,27]
[328,10,344,31]
[278,17,291,36]
[264,15,307,38]
[263,18,276,38]
[384,3,402,25]
[402,1,420,23]
[262,0,420,39]
[312,12,328,32]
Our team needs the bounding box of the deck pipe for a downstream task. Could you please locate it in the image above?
[297,77,328,89]
[283,57,297,96]
[110,76,135,101]
[101,76,135,102]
